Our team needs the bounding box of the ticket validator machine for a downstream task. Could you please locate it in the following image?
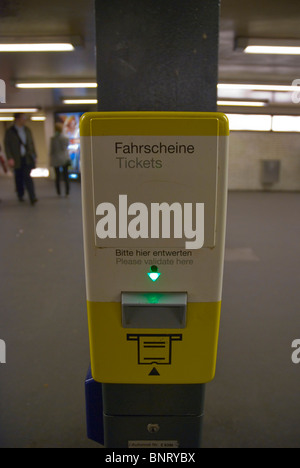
[81,112,229,448]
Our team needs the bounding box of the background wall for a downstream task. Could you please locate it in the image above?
[229,132,300,191]
[1,120,300,191]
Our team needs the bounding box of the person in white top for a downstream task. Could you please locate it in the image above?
[49,122,71,197]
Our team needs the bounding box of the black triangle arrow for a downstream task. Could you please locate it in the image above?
[149,367,160,376]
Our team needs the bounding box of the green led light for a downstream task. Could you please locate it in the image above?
[148,272,160,281]
[147,265,161,282]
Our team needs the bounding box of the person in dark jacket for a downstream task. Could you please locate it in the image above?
[4,113,38,205]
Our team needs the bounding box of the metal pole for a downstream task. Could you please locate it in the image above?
[88,0,220,448]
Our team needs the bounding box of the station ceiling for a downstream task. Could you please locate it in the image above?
[1,0,300,115]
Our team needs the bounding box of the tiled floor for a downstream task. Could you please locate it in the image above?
[0,175,299,448]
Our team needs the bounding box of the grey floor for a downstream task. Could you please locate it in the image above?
[0,175,299,448]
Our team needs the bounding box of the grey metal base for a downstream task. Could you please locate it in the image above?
[102,384,205,448]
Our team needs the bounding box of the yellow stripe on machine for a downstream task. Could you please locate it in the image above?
[87,301,221,384]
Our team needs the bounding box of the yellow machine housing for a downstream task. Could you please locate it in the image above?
[80,112,229,385]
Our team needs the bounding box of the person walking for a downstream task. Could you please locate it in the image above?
[4,113,38,205]
[0,143,8,204]
[49,123,70,197]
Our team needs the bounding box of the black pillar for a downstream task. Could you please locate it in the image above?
[93,0,221,448]
[95,0,220,112]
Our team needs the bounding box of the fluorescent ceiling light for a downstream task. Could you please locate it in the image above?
[0,36,81,53]
[227,114,272,132]
[0,43,74,52]
[0,108,38,113]
[245,46,300,55]
[16,82,97,89]
[272,115,300,132]
[0,117,14,121]
[63,99,98,105]
[218,100,266,107]
[236,37,300,55]
[218,84,299,92]
[31,116,46,121]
